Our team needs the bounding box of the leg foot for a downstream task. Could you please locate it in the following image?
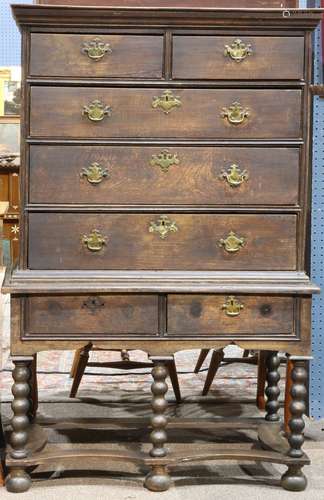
[6,468,31,493]
[281,465,307,492]
[144,465,171,492]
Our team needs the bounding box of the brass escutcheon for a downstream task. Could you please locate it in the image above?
[224,39,253,63]
[221,102,250,125]
[81,38,112,61]
[222,296,244,317]
[80,162,109,184]
[150,149,180,173]
[221,164,249,187]
[82,296,105,312]
[152,90,182,114]
[149,215,178,239]
[219,231,245,253]
[83,100,111,122]
[82,229,107,251]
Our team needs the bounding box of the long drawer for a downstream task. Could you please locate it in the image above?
[28,213,297,270]
[25,294,159,336]
[173,36,304,80]
[29,145,300,206]
[29,34,164,79]
[29,87,302,139]
[167,294,295,336]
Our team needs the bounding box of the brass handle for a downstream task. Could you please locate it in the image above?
[222,296,244,317]
[220,164,248,187]
[150,149,180,173]
[81,38,112,61]
[219,231,245,253]
[80,162,109,184]
[224,39,252,63]
[82,100,111,122]
[149,215,178,239]
[221,102,249,125]
[82,229,107,251]
[152,90,181,114]
[82,296,105,312]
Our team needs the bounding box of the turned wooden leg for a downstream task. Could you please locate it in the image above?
[5,357,33,493]
[281,356,309,492]
[256,351,267,410]
[265,351,280,422]
[166,357,181,404]
[28,354,38,421]
[194,349,210,373]
[284,358,293,434]
[69,344,92,398]
[69,348,82,378]
[144,357,171,492]
[202,349,224,396]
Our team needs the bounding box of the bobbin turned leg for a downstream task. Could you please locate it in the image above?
[265,351,280,422]
[281,356,310,492]
[144,357,171,492]
[5,357,33,493]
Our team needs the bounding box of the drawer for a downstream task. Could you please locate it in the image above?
[167,294,295,336]
[25,294,159,336]
[29,34,163,79]
[28,213,297,271]
[173,36,304,80]
[29,145,300,206]
[29,87,302,139]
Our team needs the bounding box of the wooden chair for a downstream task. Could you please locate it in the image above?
[195,349,292,432]
[69,345,182,403]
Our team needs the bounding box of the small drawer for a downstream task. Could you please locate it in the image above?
[29,86,302,140]
[167,294,295,336]
[25,294,159,336]
[29,33,164,79]
[28,213,297,271]
[29,145,300,206]
[173,35,304,80]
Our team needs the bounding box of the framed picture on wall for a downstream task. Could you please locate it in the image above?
[0,67,21,118]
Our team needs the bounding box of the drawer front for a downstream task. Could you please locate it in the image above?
[29,87,302,139]
[167,295,295,335]
[28,213,297,271]
[26,294,158,336]
[29,34,164,78]
[29,145,300,206]
[173,36,304,80]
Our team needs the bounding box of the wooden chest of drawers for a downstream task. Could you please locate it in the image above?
[3,3,322,494]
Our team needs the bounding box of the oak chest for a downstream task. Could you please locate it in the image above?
[3,3,322,493]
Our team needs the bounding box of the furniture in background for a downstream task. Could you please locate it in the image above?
[0,154,19,266]
[3,3,321,494]
[69,346,181,402]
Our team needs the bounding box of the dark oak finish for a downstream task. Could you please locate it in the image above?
[29,145,300,206]
[29,87,302,140]
[30,34,164,78]
[25,294,159,335]
[173,36,304,81]
[4,3,321,494]
[167,295,295,335]
[28,213,297,271]
[35,1,299,7]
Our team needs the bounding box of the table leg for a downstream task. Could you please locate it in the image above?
[5,357,33,493]
[144,357,171,492]
[265,351,280,422]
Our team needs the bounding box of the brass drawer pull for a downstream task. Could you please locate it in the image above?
[222,296,244,317]
[82,100,111,122]
[82,296,105,312]
[152,90,181,114]
[221,102,249,125]
[220,164,248,187]
[224,39,252,63]
[82,229,107,251]
[219,231,245,253]
[149,215,178,239]
[81,38,112,61]
[150,149,180,173]
[80,162,109,184]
